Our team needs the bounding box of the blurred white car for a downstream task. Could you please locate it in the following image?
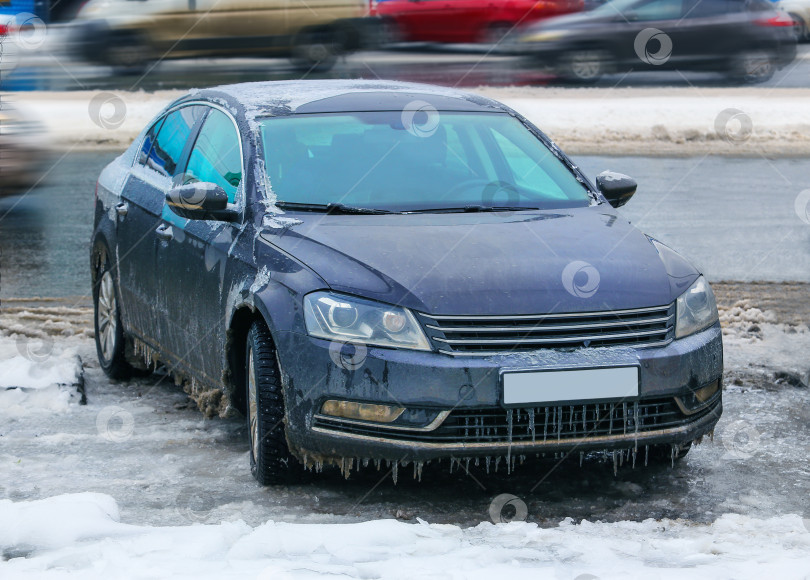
[781,0,810,40]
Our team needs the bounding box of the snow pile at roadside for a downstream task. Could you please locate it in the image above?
[719,300,779,341]
[0,493,808,579]
[0,335,84,414]
[10,87,810,156]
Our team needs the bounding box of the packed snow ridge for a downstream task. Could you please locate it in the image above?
[1,493,809,579]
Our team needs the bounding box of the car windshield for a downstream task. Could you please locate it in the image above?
[259,111,592,212]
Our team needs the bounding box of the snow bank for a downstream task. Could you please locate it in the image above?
[10,87,810,156]
[0,335,84,414]
[0,493,808,579]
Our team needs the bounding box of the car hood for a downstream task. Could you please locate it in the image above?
[525,11,611,32]
[261,206,699,316]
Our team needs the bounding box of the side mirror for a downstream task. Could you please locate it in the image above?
[596,171,637,208]
[166,183,238,221]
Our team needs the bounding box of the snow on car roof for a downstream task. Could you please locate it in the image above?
[189,79,507,119]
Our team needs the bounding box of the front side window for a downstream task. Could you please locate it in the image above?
[180,109,242,203]
[144,105,205,178]
[259,111,590,212]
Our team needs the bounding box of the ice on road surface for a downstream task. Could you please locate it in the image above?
[2,492,809,579]
[1,301,809,578]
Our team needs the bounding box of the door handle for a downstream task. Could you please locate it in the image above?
[156,224,173,241]
[115,202,129,217]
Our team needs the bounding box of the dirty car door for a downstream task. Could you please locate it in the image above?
[157,107,244,386]
[116,105,204,346]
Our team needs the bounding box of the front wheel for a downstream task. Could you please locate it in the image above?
[93,250,138,380]
[246,319,298,485]
[290,29,339,72]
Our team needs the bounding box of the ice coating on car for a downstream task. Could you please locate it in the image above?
[207,79,502,120]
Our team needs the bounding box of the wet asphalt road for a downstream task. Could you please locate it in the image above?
[0,151,808,303]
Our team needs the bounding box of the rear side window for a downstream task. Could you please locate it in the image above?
[143,106,205,178]
[180,109,243,203]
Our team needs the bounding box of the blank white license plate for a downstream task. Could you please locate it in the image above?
[502,367,639,405]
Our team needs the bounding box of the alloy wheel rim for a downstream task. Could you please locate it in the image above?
[248,349,259,462]
[97,271,118,362]
[571,52,602,79]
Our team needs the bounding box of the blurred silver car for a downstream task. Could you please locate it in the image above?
[0,103,48,198]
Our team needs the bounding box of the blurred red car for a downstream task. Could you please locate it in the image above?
[372,0,584,44]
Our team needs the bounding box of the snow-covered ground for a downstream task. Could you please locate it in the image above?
[2,492,809,579]
[1,301,809,577]
[8,87,810,156]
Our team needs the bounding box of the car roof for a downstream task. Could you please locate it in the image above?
[187,80,509,119]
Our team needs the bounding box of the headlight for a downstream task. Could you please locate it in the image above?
[675,276,718,338]
[304,292,432,351]
[519,30,569,43]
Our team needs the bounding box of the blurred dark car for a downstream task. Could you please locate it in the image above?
[0,103,48,199]
[373,0,584,44]
[516,0,797,82]
[70,0,374,72]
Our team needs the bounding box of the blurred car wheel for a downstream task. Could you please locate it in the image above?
[106,32,151,74]
[729,50,775,83]
[559,48,609,83]
[291,27,339,72]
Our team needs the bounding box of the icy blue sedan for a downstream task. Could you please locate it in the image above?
[91,80,722,484]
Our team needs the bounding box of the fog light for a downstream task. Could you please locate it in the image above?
[694,380,720,403]
[320,400,405,423]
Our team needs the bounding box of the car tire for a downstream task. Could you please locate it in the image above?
[93,249,138,380]
[105,32,151,74]
[246,318,298,485]
[291,28,339,72]
[728,51,775,84]
[559,49,609,83]
[648,441,692,464]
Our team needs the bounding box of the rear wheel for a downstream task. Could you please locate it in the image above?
[481,22,513,46]
[246,319,298,485]
[93,250,138,380]
[559,49,609,83]
[729,51,775,84]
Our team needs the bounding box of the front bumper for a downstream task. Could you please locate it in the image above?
[276,321,723,465]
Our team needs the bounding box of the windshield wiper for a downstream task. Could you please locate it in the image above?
[276,202,391,215]
[403,205,539,214]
